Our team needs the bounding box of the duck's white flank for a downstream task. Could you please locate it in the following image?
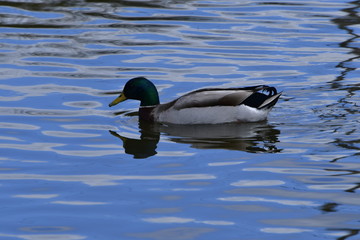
[155,105,271,124]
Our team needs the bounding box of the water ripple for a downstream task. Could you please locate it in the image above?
[0,173,216,186]
[0,1,359,239]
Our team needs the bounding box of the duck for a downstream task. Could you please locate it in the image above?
[108,77,282,124]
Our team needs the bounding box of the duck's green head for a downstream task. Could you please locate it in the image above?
[109,77,160,107]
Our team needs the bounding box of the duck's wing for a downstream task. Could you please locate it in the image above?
[166,85,281,110]
[172,89,251,109]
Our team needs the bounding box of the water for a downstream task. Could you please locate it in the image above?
[0,0,359,239]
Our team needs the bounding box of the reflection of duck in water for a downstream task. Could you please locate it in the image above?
[109,77,281,124]
[162,122,280,153]
[109,121,281,159]
[109,122,160,159]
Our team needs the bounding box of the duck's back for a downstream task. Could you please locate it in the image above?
[171,85,280,110]
[172,89,253,110]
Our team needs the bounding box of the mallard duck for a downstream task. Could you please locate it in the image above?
[109,77,281,124]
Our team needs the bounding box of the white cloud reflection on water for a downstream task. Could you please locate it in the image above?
[0,173,216,186]
[0,234,86,240]
[143,216,235,226]
[218,196,318,207]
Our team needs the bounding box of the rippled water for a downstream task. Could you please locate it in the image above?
[0,1,359,240]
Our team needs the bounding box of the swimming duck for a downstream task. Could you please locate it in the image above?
[109,77,281,124]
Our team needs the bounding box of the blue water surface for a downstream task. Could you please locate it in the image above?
[0,1,359,240]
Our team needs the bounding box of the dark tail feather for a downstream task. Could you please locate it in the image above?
[241,85,281,109]
[258,92,282,109]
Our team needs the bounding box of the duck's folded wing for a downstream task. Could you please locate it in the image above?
[172,89,254,110]
[170,85,281,110]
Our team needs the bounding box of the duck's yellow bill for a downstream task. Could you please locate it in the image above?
[109,93,127,107]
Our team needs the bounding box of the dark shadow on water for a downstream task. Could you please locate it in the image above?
[321,4,360,230]
[331,0,360,89]
[328,228,360,240]
[0,0,192,10]
[109,120,281,159]
[0,0,217,29]
[318,1,360,167]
